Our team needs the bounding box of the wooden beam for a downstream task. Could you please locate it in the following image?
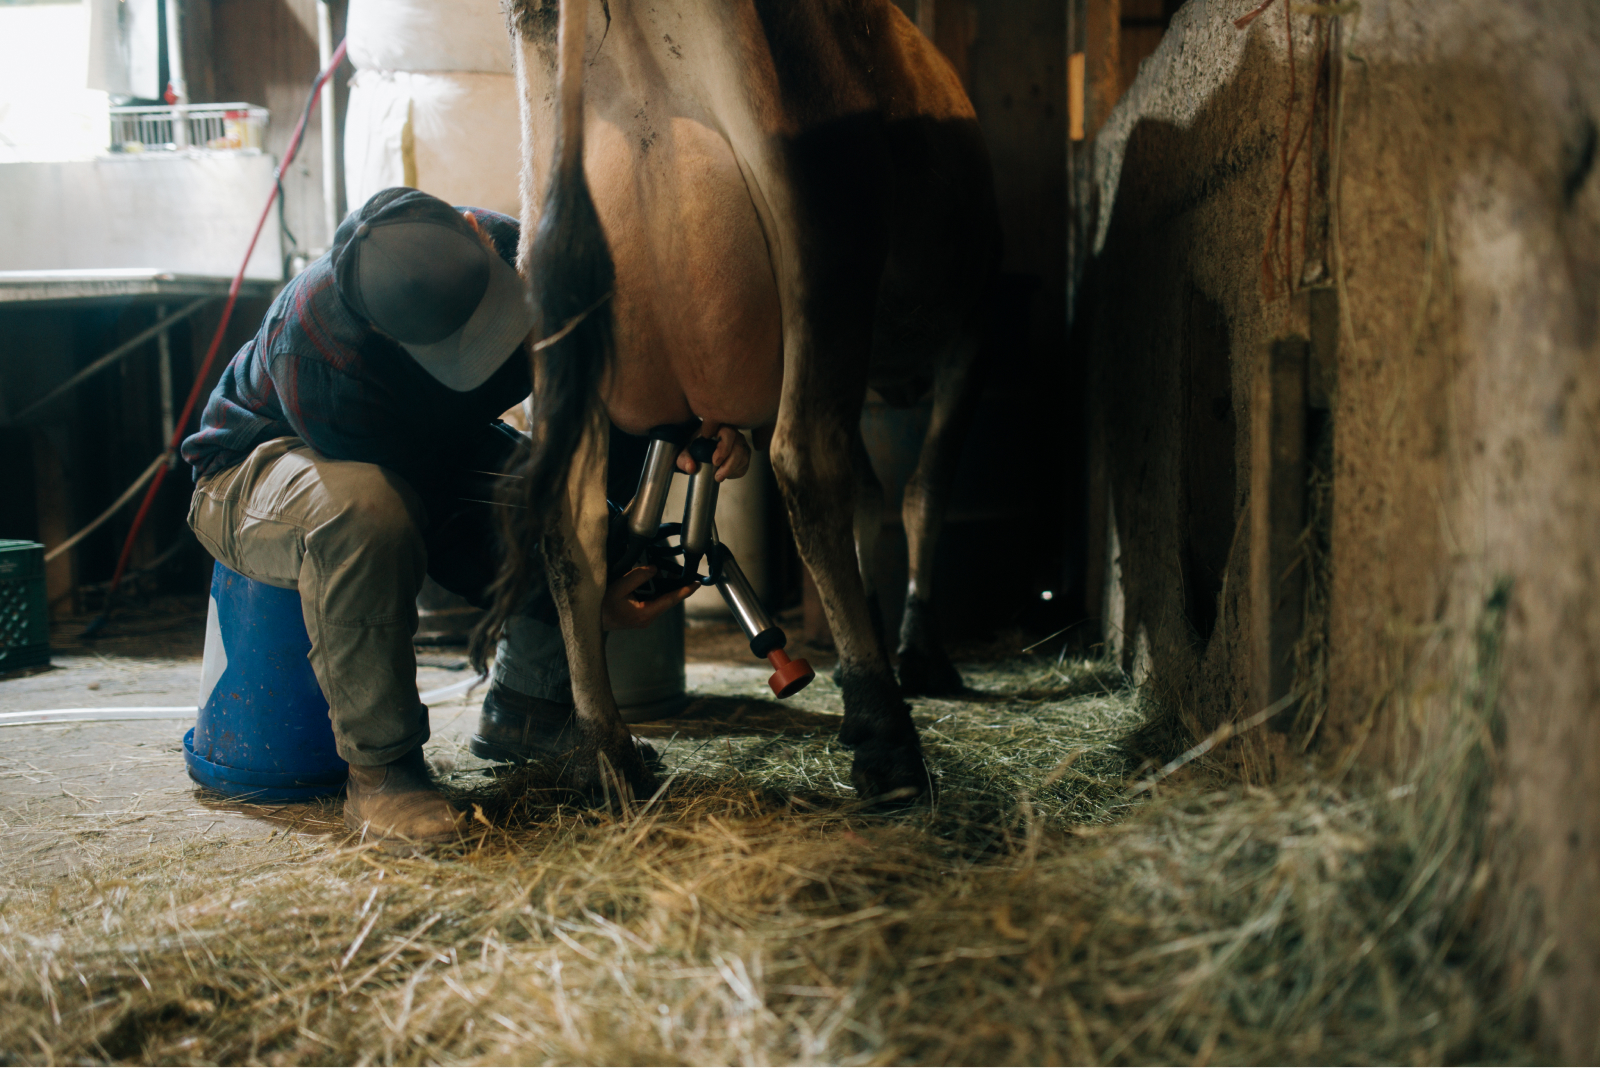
[30,428,76,617]
[1250,336,1308,721]
[1069,51,1086,141]
[1307,287,1338,410]
[1084,0,1121,138]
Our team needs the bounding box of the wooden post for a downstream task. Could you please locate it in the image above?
[1250,337,1308,720]
[1068,51,1086,141]
[1307,287,1338,411]
[30,428,76,618]
[1084,0,1121,139]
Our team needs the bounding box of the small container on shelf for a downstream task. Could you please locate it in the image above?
[108,103,268,154]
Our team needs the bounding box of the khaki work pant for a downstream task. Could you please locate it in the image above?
[188,436,570,766]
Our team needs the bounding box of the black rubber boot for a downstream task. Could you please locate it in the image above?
[471,684,663,769]
[470,684,582,764]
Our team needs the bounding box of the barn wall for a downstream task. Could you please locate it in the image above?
[0,0,331,606]
[1082,0,1600,1058]
[205,0,351,255]
[862,0,1077,640]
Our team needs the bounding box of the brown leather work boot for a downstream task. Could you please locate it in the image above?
[343,748,466,846]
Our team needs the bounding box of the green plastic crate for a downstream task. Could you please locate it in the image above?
[0,540,50,672]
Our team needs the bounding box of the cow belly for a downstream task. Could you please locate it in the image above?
[588,115,783,435]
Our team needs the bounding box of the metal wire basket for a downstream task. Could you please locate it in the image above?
[109,104,269,154]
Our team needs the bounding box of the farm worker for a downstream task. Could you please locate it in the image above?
[180,188,748,845]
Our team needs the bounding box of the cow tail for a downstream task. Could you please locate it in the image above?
[473,0,615,673]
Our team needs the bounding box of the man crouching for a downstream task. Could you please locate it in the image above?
[181,189,746,845]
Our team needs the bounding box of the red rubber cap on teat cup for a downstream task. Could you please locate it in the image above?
[766,648,815,699]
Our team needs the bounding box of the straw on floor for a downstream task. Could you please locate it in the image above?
[0,648,1536,1066]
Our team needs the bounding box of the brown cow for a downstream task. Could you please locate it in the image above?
[484,0,1001,802]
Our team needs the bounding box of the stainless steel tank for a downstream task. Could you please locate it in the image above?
[606,599,687,723]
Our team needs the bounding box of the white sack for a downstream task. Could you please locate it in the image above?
[344,69,522,218]
[343,69,409,208]
[346,0,513,74]
[86,0,162,99]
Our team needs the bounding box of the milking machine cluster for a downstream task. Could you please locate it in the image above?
[611,424,815,699]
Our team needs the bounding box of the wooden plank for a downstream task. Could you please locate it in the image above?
[1084,0,1122,139]
[209,0,349,251]
[1069,52,1086,141]
[1250,336,1307,722]
[1307,286,1338,410]
[31,428,76,617]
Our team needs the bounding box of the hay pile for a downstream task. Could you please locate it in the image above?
[0,656,1535,1065]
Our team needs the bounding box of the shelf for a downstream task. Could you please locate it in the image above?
[0,269,278,308]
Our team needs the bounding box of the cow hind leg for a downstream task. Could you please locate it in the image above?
[543,423,659,802]
[852,432,890,659]
[772,411,929,803]
[897,345,984,697]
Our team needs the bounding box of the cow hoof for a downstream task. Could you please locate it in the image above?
[556,740,661,803]
[849,742,934,805]
[897,646,964,697]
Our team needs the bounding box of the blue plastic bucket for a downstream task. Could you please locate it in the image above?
[184,562,348,801]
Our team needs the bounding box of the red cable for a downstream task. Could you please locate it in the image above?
[95,40,348,624]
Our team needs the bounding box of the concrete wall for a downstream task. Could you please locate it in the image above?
[0,155,281,279]
[1081,0,1600,1057]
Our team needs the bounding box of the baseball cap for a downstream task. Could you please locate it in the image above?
[332,188,534,392]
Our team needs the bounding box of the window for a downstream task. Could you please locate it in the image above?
[0,0,110,162]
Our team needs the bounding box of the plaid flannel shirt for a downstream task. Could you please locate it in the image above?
[181,208,531,496]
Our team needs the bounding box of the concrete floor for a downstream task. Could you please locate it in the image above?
[0,596,846,886]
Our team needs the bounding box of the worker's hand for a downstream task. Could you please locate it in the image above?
[677,422,752,481]
[601,566,695,631]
